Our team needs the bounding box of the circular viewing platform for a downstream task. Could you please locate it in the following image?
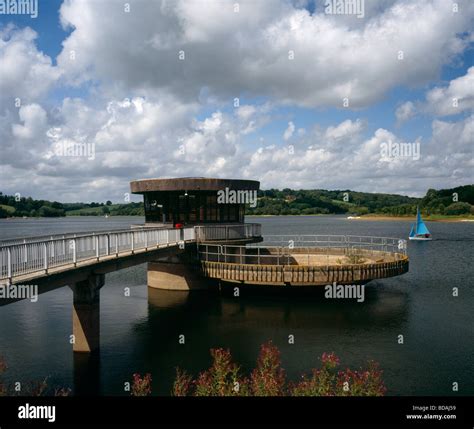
[198,235,408,286]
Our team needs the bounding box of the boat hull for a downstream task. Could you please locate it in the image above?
[409,236,432,241]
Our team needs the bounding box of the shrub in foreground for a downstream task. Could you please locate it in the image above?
[171,342,386,397]
[131,373,152,396]
[0,356,71,396]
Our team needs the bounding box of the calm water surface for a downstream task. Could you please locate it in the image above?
[0,216,473,395]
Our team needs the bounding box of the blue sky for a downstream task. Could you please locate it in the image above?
[2,0,68,59]
[0,0,473,202]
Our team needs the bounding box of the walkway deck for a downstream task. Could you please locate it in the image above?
[0,224,262,287]
[1,229,408,293]
[0,227,195,286]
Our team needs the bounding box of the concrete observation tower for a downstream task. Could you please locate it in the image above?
[130,177,409,291]
[130,177,263,290]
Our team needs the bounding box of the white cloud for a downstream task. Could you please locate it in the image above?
[242,116,473,195]
[283,121,295,140]
[395,101,416,124]
[1,96,471,199]
[395,67,474,121]
[56,0,474,108]
[12,104,47,140]
[0,0,473,202]
[0,26,61,105]
[425,66,474,116]
[431,114,474,154]
[236,105,257,121]
[324,119,364,142]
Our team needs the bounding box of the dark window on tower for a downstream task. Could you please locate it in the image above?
[188,195,197,222]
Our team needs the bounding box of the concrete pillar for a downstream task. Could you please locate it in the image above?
[147,261,208,291]
[70,273,105,353]
[147,245,209,291]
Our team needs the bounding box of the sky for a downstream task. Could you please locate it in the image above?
[0,0,473,203]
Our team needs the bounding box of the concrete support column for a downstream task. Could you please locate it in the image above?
[69,273,105,353]
[148,261,208,291]
[147,246,208,291]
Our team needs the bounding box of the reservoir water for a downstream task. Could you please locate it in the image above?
[0,216,473,395]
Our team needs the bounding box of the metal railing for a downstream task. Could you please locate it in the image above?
[0,227,195,282]
[253,235,407,255]
[0,228,135,246]
[199,235,407,266]
[194,223,261,242]
[0,223,262,282]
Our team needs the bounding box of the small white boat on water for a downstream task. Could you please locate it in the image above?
[409,207,432,240]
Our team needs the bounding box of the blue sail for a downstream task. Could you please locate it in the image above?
[415,207,430,235]
[409,225,415,237]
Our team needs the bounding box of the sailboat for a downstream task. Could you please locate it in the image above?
[409,207,432,240]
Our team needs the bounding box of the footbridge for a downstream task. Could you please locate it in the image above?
[0,226,408,354]
[0,223,261,353]
[0,224,261,287]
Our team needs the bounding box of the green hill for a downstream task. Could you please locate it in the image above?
[1,185,472,218]
[246,185,474,216]
[247,189,420,216]
[65,203,143,216]
[0,204,15,214]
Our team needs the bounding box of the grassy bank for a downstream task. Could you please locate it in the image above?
[250,213,474,222]
[358,214,474,222]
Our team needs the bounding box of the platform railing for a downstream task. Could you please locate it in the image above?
[0,227,195,282]
[194,223,261,242]
[199,235,407,266]
[0,229,132,247]
[252,235,407,255]
[198,245,407,266]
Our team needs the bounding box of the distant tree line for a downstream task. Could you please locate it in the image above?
[0,193,66,218]
[420,185,474,215]
[0,193,144,218]
[0,185,472,218]
[63,202,144,216]
[246,185,474,216]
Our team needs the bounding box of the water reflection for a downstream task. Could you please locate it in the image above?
[147,288,191,309]
[73,352,100,396]
[141,284,410,395]
[147,283,410,330]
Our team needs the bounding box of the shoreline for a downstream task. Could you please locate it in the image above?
[3,214,473,223]
[357,215,474,223]
[250,214,474,222]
